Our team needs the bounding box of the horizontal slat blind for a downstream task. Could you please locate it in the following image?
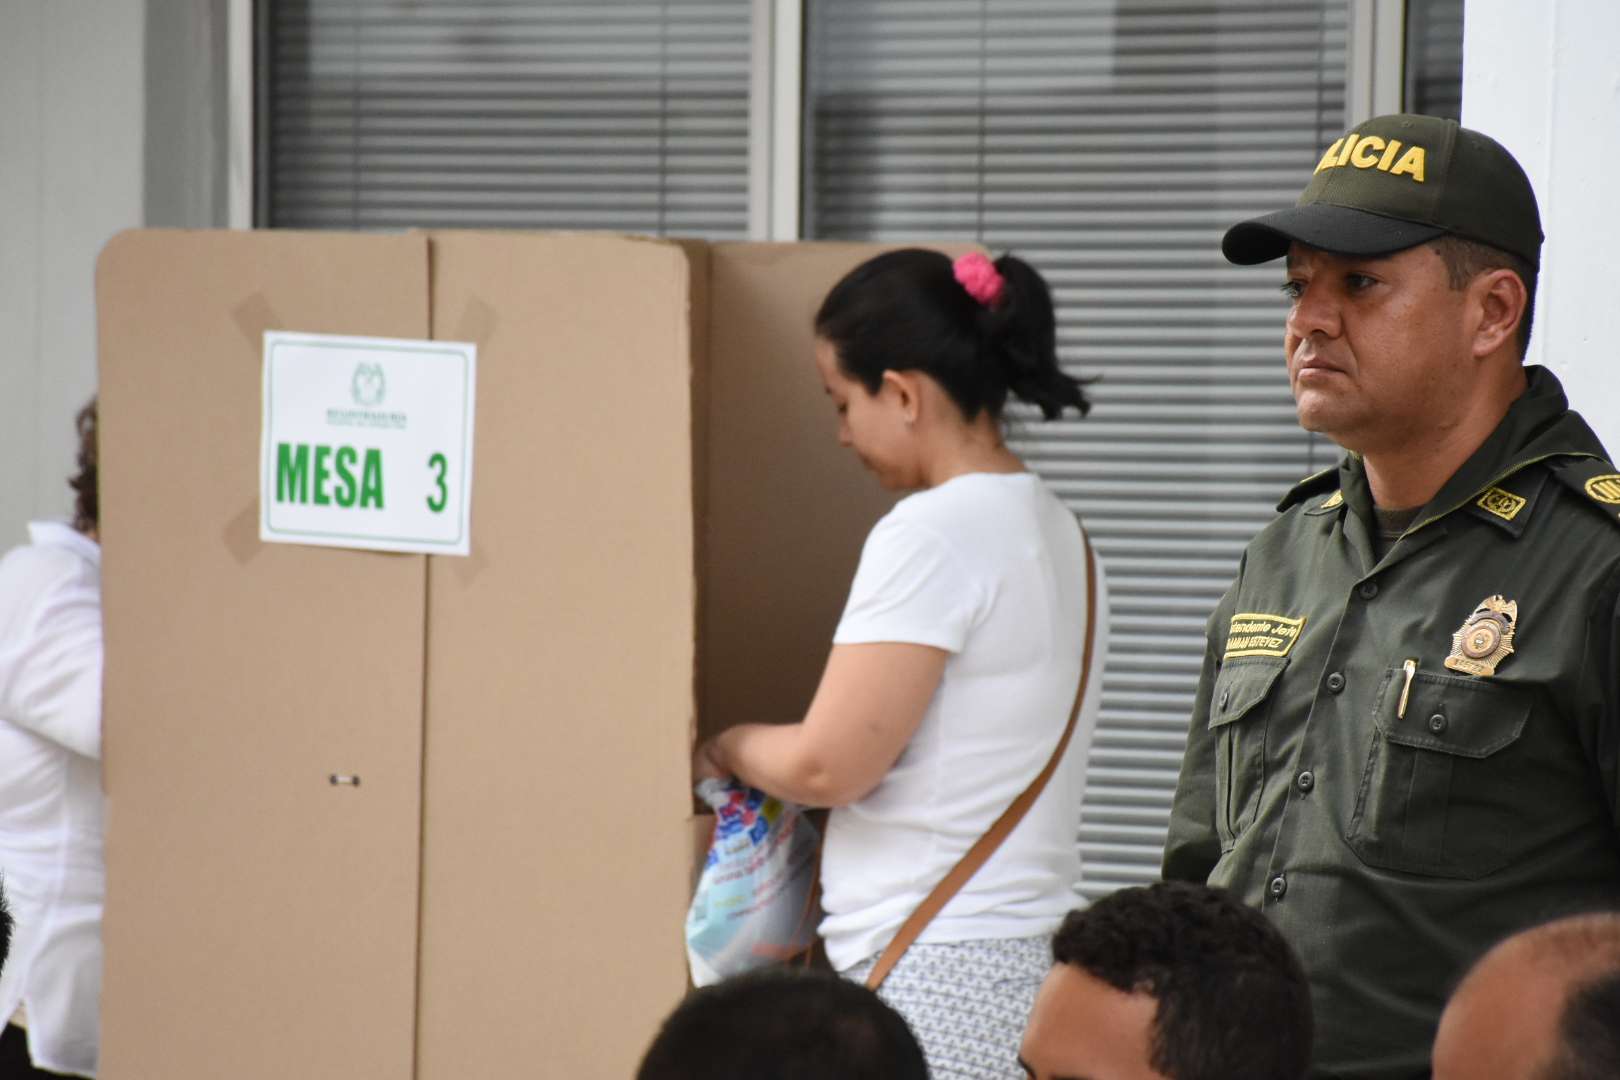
[805,0,1344,899]
[264,0,751,236]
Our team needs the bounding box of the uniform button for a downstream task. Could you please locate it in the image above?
[1219,689,1231,710]
[1297,770,1315,793]
[1358,581,1379,600]
[1428,713,1448,734]
[1326,671,1346,694]
[1269,874,1288,900]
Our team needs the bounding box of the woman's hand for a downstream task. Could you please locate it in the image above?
[692,736,732,784]
[699,643,947,808]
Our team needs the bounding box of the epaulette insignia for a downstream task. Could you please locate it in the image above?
[1585,474,1620,505]
[1548,458,1620,531]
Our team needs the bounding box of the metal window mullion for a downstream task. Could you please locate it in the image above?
[773,0,804,239]
[228,0,254,228]
[1347,0,1406,124]
[748,0,803,240]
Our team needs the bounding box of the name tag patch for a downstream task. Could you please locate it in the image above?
[1226,613,1307,659]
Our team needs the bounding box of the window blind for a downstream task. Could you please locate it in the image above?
[805,0,1346,899]
[263,0,752,236]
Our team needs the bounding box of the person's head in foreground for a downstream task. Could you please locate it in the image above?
[635,967,928,1080]
[1432,911,1620,1080]
[1221,113,1539,461]
[1019,882,1311,1080]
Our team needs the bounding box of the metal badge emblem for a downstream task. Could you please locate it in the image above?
[1444,596,1519,676]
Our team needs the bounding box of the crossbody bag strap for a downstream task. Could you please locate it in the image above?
[865,534,1098,991]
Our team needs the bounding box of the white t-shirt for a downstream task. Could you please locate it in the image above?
[0,522,105,1078]
[819,472,1108,971]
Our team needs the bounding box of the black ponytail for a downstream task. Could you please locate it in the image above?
[982,254,1091,420]
[813,248,1091,423]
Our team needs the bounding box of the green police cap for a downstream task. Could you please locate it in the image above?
[1222,113,1543,267]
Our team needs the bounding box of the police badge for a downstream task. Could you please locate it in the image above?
[1444,596,1519,676]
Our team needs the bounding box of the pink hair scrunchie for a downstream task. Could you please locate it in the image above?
[953,251,1005,309]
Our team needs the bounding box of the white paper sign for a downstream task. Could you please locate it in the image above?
[260,331,476,556]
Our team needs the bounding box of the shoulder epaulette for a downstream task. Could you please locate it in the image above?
[1276,465,1340,512]
[1547,455,1620,530]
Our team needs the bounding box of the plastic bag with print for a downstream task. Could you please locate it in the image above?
[685,778,821,986]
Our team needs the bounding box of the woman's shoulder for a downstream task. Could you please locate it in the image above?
[0,526,99,594]
[886,471,1074,542]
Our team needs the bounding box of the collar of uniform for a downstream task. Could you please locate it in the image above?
[1276,465,1341,511]
[1460,467,1549,536]
[1409,366,1606,535]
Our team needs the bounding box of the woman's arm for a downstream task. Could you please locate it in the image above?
[698,641,947,808]
[4,573,103,761]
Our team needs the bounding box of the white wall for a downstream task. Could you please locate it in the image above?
[0,0,228,548]
[1463,0,1620,455]
[0,2,145,546]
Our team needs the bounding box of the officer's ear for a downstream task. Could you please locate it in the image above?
[1470,268,1528,361]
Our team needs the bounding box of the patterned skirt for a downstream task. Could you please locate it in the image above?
[840,935,1050,1080]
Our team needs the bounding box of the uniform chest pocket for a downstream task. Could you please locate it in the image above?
[1208,656,1287,850]
[1346,670,1532,879]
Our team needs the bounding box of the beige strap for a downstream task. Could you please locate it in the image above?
[866,535,1098,991]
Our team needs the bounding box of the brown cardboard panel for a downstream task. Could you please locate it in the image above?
[697,242,922,740]
[96,230,428,1080]
[670,239,711,754]
[417,233,701,1080]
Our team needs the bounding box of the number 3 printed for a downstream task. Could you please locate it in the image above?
[427,452,449,513]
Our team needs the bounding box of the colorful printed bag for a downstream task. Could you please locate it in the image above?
[685,779,821,986]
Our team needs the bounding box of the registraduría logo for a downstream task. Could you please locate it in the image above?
[351,362,387,407]
[329,362,405,430]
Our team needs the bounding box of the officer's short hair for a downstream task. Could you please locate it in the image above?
[635,968,927,1080]
[1051,882,1312,1080]
[1427,236,1538,360]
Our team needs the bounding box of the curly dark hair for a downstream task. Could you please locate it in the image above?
[68,397,98,536]
[0,877,11,974]
[1051,882,1312,1080]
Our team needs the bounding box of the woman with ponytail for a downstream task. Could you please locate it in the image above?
[695,250,1107,1079]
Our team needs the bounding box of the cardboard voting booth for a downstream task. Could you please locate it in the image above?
[94,231,928,1079]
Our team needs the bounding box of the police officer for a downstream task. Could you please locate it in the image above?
[1163,112,1620,1078]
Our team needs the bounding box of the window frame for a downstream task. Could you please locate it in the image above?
[233,2,1409,235]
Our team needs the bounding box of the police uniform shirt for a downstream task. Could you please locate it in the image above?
[1163,366,1620,1079]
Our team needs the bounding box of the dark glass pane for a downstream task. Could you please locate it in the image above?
[1404,0,1464,120]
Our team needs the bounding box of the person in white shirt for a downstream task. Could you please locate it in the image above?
[695,250,1107,1080]
[0,400,104,1079]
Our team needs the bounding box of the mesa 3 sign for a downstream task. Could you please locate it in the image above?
[259,331,477,556]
